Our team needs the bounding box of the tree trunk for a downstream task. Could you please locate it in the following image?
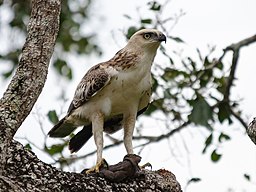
[0,0,60,172]
[0,0,182,191]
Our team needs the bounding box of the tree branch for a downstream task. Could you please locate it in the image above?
[2,140,182,192]
[0,0,61,174]
[0,0,60,137]
[226,34,256,51]
[213,34,256,131]
[223,34,256,101]
[230,108,248,129]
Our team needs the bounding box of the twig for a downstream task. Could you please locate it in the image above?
[223,34,256,101]
[226,34,256,51]
[230,108,248,129]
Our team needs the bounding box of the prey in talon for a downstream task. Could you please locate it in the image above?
[48,29,166,172]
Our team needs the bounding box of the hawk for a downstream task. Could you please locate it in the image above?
[48,29,166,172]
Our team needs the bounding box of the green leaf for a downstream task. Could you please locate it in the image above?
[45,144,65,156]
[211,149,222,162]
[144,98,165,115]
[126,26,140,39]
[47,110,59,124]
[203,56,211,67]
[2,69,13,79]
[170,36,184,43]
[66,67,73,80]
[123,14,132,20]
[54,59,67,73]
[198,68,213,87]
[141,19,152,24]
[187,177,201,185]
[24,143,32,150]
[216,61,224,70]
[151,75,158,92]
[218,101,231,123]
[162,68,179,81]
[244,174,251,181]
[144,103,157,116]
[202,133,213,153]
[218,132,231,143]
[148,1,161,11]
[214,76,227,94]
[53,59,73,80]
[162,68,189,81]
[188,96,212,126]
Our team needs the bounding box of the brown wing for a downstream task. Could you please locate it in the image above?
[67,63,112,114]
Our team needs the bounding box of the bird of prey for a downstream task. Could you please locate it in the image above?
[48,28,166,173]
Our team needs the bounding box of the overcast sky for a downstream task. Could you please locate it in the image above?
[1,0,256,191]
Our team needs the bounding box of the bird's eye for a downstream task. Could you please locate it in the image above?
[143,33,151,39]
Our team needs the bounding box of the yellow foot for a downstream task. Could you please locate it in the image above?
[140,162,152,170]
[85,158,108,174]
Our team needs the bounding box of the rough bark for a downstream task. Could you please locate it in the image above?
[1,140,182,192]
[0,0,182,191]
[0,0,61,171]
[247,118,256,145]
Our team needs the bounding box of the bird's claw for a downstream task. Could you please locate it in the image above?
[140,162,152,170]
[85,158,108,174]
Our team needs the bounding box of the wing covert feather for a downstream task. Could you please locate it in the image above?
[68,64,112,113]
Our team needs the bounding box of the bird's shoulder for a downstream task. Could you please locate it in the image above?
[107,48,142,71]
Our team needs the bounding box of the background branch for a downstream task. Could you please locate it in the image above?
[223,34,256,101]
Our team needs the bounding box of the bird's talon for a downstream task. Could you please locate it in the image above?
[85,158,108,174]
[140,162,152,170]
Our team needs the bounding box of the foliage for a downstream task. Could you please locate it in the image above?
[0,0,101,80]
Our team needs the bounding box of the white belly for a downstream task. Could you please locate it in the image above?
[70,69,152,125]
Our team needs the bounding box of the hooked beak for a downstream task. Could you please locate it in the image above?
[158,33,166,43]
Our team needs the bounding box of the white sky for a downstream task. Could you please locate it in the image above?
[1,0,256,191]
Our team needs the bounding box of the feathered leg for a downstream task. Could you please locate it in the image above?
[124,113,152,170]
[123,114,136,154]
[86,112,105,173]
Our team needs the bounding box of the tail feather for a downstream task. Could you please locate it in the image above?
[69,125,93,153]
[48,117,77,138]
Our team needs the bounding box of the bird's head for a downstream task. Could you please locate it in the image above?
[126,29,166,52]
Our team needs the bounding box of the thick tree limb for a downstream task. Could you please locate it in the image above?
[0,0,60,135]
[1,140,182,192]
[0,0,61,172]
